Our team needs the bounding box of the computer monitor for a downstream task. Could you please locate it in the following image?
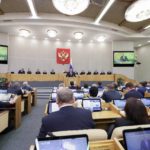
[35,134,89,150]
[123,128,150,150]
[113,99,126,110]
[141,98,150,107]
[47,101,59,114]
[0,89,7,94]
[82,98,102,112]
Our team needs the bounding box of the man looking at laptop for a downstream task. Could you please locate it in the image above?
[39,88,95,137]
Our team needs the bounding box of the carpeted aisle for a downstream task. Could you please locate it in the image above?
[0,98,49,150]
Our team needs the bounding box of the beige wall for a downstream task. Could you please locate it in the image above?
[135,44,150,81]
[8,35,113,73]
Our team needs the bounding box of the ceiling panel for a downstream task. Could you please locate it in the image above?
[0,0,29,13]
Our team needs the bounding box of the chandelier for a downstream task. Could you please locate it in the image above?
[52,0,90,15]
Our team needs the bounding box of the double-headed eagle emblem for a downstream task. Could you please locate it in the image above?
[58,50,69,62]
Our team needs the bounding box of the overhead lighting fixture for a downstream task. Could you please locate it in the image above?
[94,0,115,24]
[125,0,150,22]
[26,0,38,18]
[148,40,150,43]
[144,25,150,30]
[47,30,57,38]
[138,44,142,47]
[97,36,106,42]
[74,32,83,40]
[19,29,31,37]
[52,0,90,15]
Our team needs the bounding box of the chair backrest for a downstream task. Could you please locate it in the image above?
[52,129,108,141]
[111,124,150,139]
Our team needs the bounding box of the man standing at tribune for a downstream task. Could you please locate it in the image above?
[39,88,95,137]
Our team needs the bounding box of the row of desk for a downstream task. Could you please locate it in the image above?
[0,90,37,133]
[0,73,137,86]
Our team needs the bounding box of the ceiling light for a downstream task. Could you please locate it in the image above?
[144,25,150,30]
[52,0,90,15]
[138,44,142,47]
[19,29,31,37]
[26,0,38,18]
[94,0,115,24]
[97,36,106,42]
[125,0,150,22]
[47,30,57,38]
[74,32,83,40]
[148,40,150,43]
[67,39,71,42]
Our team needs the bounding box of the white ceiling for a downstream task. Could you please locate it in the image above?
[0,0,149,48]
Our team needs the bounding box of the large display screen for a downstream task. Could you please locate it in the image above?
[0,45,8,64]
[113,51,135,67]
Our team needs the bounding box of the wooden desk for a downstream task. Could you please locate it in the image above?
[31,89,37,106]
[0,96,21,129]
[0,111,9,133]
[90,138,124,150]
[23,92,32,114]
[144,92,150,98]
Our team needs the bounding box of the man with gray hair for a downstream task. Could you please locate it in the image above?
[39,88,95,137]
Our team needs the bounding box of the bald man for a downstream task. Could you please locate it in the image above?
[39,88,95,137]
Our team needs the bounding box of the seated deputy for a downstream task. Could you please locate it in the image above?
[27,68,32,74]
[101,84,122,103]
[38,88,95,137]
[93,70,99,75]
[80,70,85,75]
[35,69,41,74]
[22,82,33,91]
[124,82,143,99]
[88,85,99,98]
[137,81,147,97]
[18,68,25,74]
[107,98,150,138]
[87,71,91,75]
[50,69,55,74]
[69,81,77,89]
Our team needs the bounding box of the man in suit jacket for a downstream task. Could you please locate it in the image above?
[124,82,143,99]
[39,88,95,137]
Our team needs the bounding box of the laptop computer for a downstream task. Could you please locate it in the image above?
[113,99,126,110]
[47,101,59,114]
[0,93,12,102]
[123,128,150,150]
[35,134,89,150]
[82,98,102,112]
[0,89,7,94]
[141,98,150,107]
[51,92,57,101]
[73,92,84,100]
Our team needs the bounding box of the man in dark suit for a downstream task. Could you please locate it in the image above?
[18,68,25,74]
[137,81,147,97]
[50,69,55,74]
[66,69,76,77]
[102,83,122,103]
[35,69,41,74]
[80,70,85,75]
[38,88,95,137]
[93,70,99,75]
[87,71,91,75]
[124,82,143,99]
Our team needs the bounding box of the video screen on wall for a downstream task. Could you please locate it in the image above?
[0,45,8,64]
[113,51,135,67]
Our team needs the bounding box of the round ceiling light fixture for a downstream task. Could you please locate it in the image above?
[47,30,57,38]
[97,36,106,42]
[74,32,83,40]
[52,0,90,15]
[125,0,150,22]
[19,29,31,37]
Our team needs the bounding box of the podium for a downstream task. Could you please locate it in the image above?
[64,76,80,86]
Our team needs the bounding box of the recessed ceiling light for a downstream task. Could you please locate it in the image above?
[19,29,31,37]
[52,0,90,15]
[138,44,142,47]
[97,36,106,42]
[148,40,150,43]
[74,32,83,40]
[125,0,150,22]
[47,30,57,38]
